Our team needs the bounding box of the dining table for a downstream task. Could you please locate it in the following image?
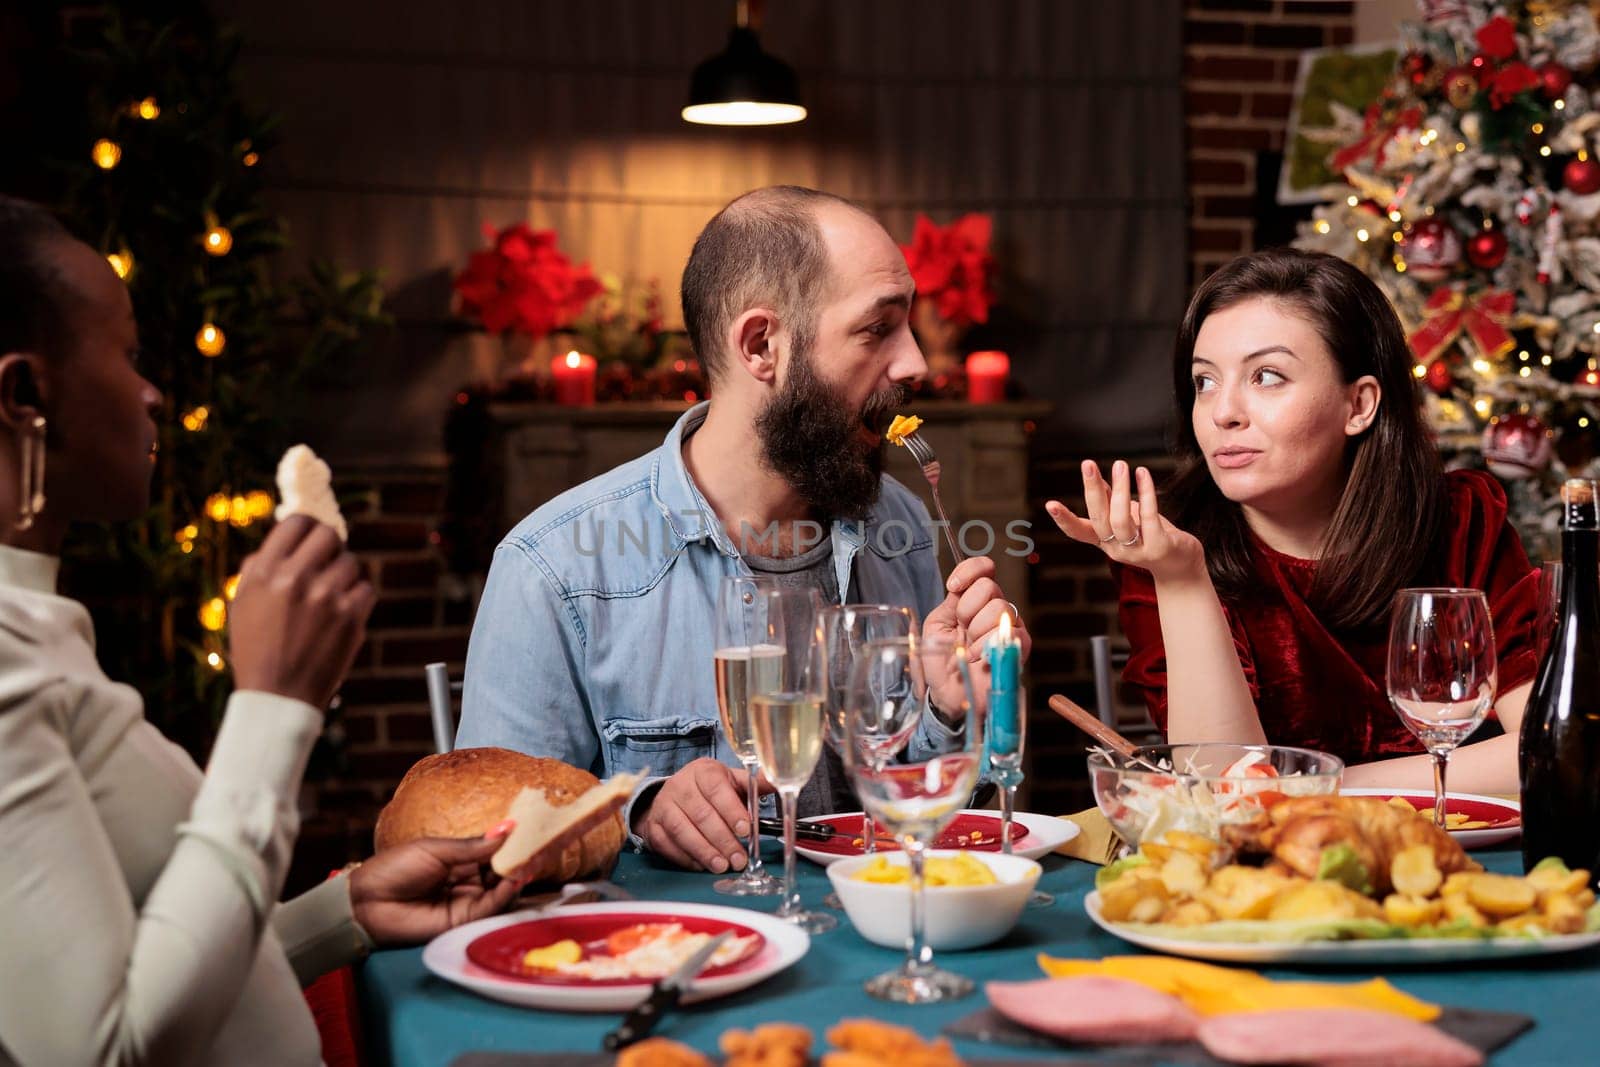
[357,840,1600,1066]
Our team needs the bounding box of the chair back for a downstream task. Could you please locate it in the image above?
[424,661,463,754]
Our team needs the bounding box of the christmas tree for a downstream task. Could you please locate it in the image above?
[9,7,387,754]
[1296,0,1600,559]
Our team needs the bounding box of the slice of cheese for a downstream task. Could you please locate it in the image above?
[274,444,348,541]
[491,772,641,877]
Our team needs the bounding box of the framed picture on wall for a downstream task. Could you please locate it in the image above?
[1278,41,1401,206]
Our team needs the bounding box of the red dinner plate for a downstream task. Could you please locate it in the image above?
[1359,791,1519,828]
[465,911,766,986]
[800,812,1026,857]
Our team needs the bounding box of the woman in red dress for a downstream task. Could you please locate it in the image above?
[1046,248,1539,791]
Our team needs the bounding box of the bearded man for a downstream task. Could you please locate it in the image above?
[458,186,1030,872]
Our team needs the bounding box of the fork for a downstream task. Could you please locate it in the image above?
[900,429,965,565]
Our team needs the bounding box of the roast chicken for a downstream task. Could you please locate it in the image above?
[1222,795,1481,894]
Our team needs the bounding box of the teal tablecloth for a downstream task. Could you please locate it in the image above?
[357,845,1599,1066]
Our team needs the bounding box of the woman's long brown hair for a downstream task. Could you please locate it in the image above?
[1164,247,1447,630]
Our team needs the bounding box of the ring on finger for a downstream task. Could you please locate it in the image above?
[1098,532,1117,543]
[1119,530,1142,546]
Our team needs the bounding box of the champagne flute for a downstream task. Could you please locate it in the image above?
[820,604,918,857]
[1387,588,1497,828]
[711,575,783,896]
[843,636,984,1003]
[749,586,836,933]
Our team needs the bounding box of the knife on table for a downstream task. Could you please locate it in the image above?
[600,930,733,1051]
[758,818,837,842]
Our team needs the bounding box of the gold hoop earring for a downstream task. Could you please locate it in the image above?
[16,415,45,531]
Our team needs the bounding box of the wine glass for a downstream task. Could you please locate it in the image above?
[820,604,918,857]
[1536,561,1561,663]
[748,586,836,933]
[1387,588,1497,828]
[843,635,984,1003]
[711,575,782,896]
[985,685,1054,908]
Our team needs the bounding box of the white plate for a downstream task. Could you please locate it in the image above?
[1085,891,1600,965]
[421,901,809,1012]
[1339,788,1522,849]
[794,809,1079,867]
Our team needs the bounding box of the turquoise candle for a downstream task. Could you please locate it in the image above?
[987,625,1021,757]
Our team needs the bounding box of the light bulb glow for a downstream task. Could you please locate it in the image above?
[136,97,159,120]
[106,251,133,279]
[203,227,233,256]
[92,139,122,169]
[196,323,226,357]
[682,101,807,126]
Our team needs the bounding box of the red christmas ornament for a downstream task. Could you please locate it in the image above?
[1481,412,1553,480]
[1467,228,1509,269]
[1539,61,1573,100]
[1400,218,1463,282]
[1566,157,1600,195]
[1426,358,1455,395]
[1403,51,1434,89]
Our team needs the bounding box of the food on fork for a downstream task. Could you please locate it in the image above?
[273,443,347,540]
[884,414,923,445]
[373,747,630,886]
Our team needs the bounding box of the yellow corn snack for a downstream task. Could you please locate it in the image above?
[1036,954,1439,1021]
[885,414,923,445]
[850,853,998,886]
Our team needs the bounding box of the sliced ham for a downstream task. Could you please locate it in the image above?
[985,976,1200,1045]
[1198,1008,1483,1067]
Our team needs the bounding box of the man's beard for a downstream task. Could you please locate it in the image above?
[755,340,909,522]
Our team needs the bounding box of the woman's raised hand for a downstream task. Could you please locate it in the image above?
[1046,460,1206,585]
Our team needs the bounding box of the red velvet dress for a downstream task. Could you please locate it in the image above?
[1114,470,1541,766]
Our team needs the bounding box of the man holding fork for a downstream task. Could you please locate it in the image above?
[458,186,1030,873]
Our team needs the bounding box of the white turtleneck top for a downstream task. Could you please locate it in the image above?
[0,544,370,1066]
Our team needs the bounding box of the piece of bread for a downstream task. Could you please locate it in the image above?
[274,444,347,541]
[373,747,628,886]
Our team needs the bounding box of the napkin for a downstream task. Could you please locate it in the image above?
[1053,807,1122,865]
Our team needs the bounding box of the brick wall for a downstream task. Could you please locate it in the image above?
[1185,0,1354,288]
[290,2,1362,880]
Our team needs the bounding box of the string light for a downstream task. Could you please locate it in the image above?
[199,597,227,632]
[106,250,133,279]
[196,323,226,357]
[242,151,259,167]
[206,651,225,671]
[203,225,233,256]
[1392,231,1405,243]
[205,493,231,522]
[1541,146,1553,157]
[135,97,160,120]
[1557,99,1568,111]
[1471,358,1492,374]
[181,406,209,431]
[229,495,252,527]
[1533,123,1545,135]
[245,490,274,519]
[1520,366,1532,378]
[1315,220,1331,234]
[1356,229,1371,242]
[1388,210,1403,223]
[1473,398,1493,417]
[1582,416,1593,427]
[92,139,122,170]
[224,574,241,600]
[1346,195,1359,207]
[1542,354,1554,366]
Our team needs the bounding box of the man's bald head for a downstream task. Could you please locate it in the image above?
[680,185,869,381]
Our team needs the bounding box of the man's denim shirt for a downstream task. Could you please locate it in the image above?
[456,403,962,842]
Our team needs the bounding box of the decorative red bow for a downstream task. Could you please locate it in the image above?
[1330,105,1424,173]
[1407,287,1516,364]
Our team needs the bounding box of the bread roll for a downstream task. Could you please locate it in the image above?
[373,747,626,885]
[274,444,348,541]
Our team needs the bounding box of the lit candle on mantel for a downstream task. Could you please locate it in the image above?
[986,611,1021,755]
[966,350,1009,404]
[551,350,597,406]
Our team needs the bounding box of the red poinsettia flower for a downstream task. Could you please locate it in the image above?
[453,222,603,337]
[1476,16,1519,61]
[899,213,996,328]
[1490,62,1540,108]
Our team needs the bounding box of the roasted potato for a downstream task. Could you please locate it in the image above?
[1383,893,1443,927]
[1266,881,1382,922]
[1390,844,1443,898]
[1464,873,1538,918]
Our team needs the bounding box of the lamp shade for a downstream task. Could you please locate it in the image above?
[682,26,806,126]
